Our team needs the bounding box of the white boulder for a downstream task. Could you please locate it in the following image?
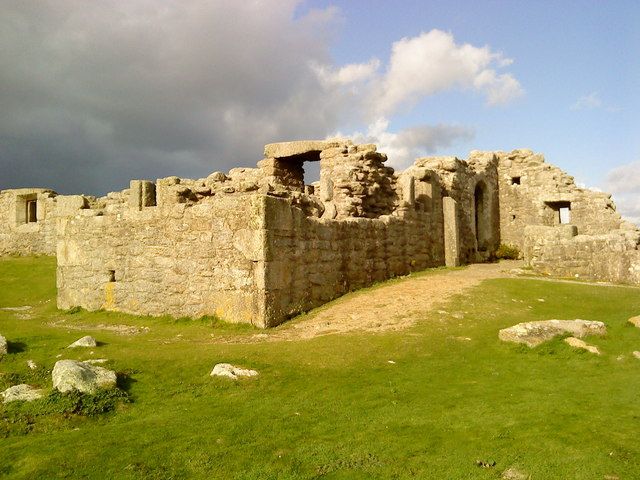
[1,384,44,403]
[499,319,606,347]
[52,360,117,393]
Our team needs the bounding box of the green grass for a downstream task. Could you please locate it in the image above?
[1,256,640,479]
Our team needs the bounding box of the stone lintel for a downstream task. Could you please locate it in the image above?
[263,140,346,160]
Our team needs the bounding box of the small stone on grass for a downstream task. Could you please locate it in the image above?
[564,336,601,355]
[210,363,258,380]
[68,335,97,348]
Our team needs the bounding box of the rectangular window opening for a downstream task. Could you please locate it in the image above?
[108,270,116,282]
[559,207,571,224]
[26,200,37,223]
[511,176,521,185]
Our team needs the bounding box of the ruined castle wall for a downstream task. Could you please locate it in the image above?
[0,189,59,255]
[498,150,624,249]
[56,194,271,326]
[523,225,640,285]
[261,193,446,324]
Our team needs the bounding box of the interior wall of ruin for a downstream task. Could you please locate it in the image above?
[415,154,500,263]
[260,194,446,325]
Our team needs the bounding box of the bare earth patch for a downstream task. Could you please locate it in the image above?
[219,261,521,343]
[48,319,150,335]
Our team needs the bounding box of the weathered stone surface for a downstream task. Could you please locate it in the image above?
[264,140,343,159]
[3,138,638,330]
[27,359,37,369]
[564,336,601,355]
[498,319,606,347]
[68,335,97,348]
[52,360,117,393]
[1,384,44,403]
[0,334,6,355]
[210,363,258,379]
[629,316,640,328]
[633,351,640,360]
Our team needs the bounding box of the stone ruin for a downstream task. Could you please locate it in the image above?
[1,140,639,327]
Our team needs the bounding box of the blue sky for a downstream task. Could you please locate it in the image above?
[302,0,639,185]
[1,1,638,220]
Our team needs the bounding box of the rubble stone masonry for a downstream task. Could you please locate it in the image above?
[2,140,639,327]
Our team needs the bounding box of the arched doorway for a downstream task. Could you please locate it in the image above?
[474,182,488,252]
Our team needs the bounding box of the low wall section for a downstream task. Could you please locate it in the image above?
[523,225,640,285]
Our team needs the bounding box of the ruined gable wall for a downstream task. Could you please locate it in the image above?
[56,193,271,326]
[523,225,640,285]
[0,189,59,255]
[498,150,624,249]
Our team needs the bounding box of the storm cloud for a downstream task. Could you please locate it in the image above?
[1,2,520,195]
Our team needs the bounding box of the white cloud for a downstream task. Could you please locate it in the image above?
[605,161,640,225]
[373,30,523,115]
[571,92,603,110]
[331,118,475,169]
[313,59,381,86]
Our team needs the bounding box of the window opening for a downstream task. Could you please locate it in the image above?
[26,200,37,223]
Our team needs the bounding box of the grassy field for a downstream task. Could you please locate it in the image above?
[1,256,640,479]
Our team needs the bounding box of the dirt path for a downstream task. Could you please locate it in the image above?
[220,261,522,344]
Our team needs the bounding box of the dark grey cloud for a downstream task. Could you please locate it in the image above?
[0,0,348,194]
[1,2,495,196]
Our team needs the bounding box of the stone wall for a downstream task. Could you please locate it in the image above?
[523,225,640,285]
[0,188,59,255]
[497,149,625,250]
[261,193,445,323]
[57,194,271,326]
[10,139,636,327]
[416,153,500,263]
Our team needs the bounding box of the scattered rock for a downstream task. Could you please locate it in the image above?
[1,384,44,403]
[633,351,640,360]
[0,334,7,355]
[499,319,606,347]
[502,467,529,480]
[27,360,37,370]
[68,335,97,348]
[210,363,258,380]
[84,358,109,365]
[628,316,640,328]
[564,336,601,355]
[52,360,117,393]
[476,459,496,468]
[0,306,31,311]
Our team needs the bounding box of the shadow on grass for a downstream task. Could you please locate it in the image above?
[7,341,27,354]
[116,371,138,393]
